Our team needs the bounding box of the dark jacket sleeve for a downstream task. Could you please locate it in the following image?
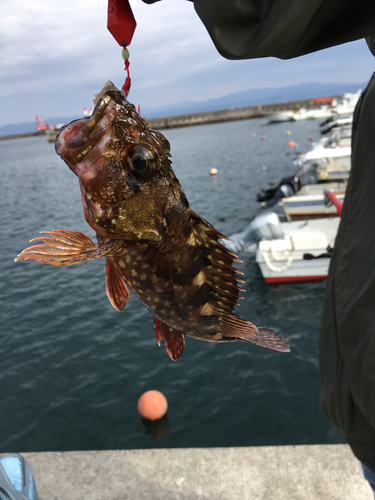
[193,0,375,59]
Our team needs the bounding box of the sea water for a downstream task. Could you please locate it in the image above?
[0,117,345,451]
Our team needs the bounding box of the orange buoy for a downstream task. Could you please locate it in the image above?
[286,131,291,135]
[138,390,168,421]
[288,141,295,148]
[210,168,218,175]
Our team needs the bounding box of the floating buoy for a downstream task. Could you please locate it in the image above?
[286,131,291,135]
[251,134,256,138]
[210,168,218,175]
[138,390,168,421]
[308,136,313,141]
[262,166,267,171]
[288,141,295,148]
[261,136,266,140]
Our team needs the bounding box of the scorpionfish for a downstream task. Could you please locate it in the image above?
[16,81,289,360]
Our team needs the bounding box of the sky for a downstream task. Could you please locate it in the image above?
[1,0,375,127]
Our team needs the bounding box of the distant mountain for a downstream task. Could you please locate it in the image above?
[0,82,366,136]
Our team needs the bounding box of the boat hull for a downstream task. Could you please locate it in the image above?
[255,217,340,284]
[280,193,345,218]
[256,253,330,284]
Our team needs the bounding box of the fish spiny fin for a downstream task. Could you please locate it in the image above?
[105,258,131,311]
[190,211,244,315]
[221,316,290,353]
[153,316,185,361]
[189,212,290,353]
[15,229,114,265]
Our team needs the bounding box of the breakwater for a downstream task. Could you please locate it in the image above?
[0,96,332,140]
[0,131,40,141]
[146,98,316,130]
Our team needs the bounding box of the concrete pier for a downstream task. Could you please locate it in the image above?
[0,96,334,140]
[146,98,315,130]
[11,444,372,499]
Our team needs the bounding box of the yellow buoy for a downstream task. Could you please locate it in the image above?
[210,168,218,175]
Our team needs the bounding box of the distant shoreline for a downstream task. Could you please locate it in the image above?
[0,131,42,141]
[0,96,336,140]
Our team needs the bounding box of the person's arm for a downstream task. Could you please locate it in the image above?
[142,0,375,60]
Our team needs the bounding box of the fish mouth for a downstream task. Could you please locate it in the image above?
[55,81,121,156]
[93,80,118,105]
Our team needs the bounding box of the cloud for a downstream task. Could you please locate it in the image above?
[0,0,374,127]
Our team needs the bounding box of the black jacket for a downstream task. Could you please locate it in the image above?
[193,0,375,59]
[192,0,375,472]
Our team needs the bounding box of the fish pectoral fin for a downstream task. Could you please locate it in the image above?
[15,229,108,265]
[153,316,185,361]
[105,258,130,311]
[221,317,290,353]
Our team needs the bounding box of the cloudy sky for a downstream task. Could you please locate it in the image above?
[1,0,374,127]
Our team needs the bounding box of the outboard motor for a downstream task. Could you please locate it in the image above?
[222,212,284,253]
[256,174,301,208]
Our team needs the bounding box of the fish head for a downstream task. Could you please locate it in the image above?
[55,81,178,241]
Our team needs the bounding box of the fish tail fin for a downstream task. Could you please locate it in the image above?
[15,229,107,265]
[221,316,290,353]
[245,327,290,353]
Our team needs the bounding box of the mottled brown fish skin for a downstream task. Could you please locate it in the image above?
[15,81,290,358]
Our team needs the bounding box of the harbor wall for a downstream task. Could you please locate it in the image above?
[146,98,315,130]
[0,96,335,140]
[0,132,40,141]
[7,444,372,500]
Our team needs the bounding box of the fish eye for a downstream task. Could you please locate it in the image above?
[126,145,157,180]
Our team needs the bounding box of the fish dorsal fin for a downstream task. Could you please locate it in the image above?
[189,212,290,352]
[153,316,185,361]
[189,211,244,316]
[105,258,131,311]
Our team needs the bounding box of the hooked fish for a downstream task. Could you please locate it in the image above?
[15,81,289,360]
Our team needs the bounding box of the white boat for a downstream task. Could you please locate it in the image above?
[267,111,295,123]
[291,106,336,121]
[222,212,340,284]
[279,181,347,218]
[255,216,340,284]
[334,89,361,115]
[295,146,351,181]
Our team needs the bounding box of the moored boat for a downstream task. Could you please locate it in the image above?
[255,216,340,284]
[279,181,346,218]
[222,212,340,284]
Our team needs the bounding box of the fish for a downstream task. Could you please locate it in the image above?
[15,81,290,360]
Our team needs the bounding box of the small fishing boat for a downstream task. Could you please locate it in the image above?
[223,211,340,284]
[255,216,340,284]
[291,106,336,121]
[295,146,351,181]
[279,181,346,219]
[267,110,295,123]
[45,129,59,143]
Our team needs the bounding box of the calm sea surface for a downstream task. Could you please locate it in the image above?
[0,117,345,452]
